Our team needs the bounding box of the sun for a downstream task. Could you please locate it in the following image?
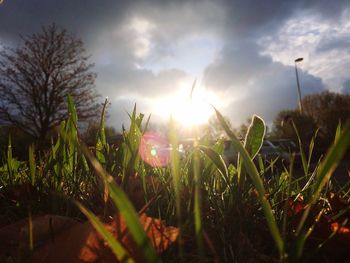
[153,82,216,127]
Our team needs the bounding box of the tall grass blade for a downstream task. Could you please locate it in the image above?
[291,120,308,176]
[213,106,284,257]
[107,181,160,263]
[244,115,266,160]
[76,202,134,263]
[6,136,13,183]
[199,145,229,187]
[74,138,159,262]
[96,97,109,164]
[74,142,159,262]
[311,120,350,203]
[59,98,159,262]
[239,115,266,191]
[307,129,319,168]
[28,144,36,185]
[295,121,350,259]
[334,121,342,144]
[95,98,109,215]
[193,144,203,254]
[168,118,184,260]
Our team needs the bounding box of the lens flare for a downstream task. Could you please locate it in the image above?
[139,132,170,167]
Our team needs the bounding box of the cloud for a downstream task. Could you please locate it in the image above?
[259,8,350,92]
[85,1,225,127]
[203,40,325,125]
[1,0,350,129]
[0,1,131,41]
[201,1,349,125]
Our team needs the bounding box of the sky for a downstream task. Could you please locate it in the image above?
[1,0,350,130]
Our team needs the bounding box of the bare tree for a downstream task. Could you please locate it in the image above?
[0,24,99,140]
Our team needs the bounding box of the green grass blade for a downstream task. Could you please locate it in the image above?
[59,106,159,263]
[76,202,134,263]
[334,121,342,144]
[307,129,319,168]
[67,95,78,125]
[311,120,350,203]
[244,115,266,159]
[168,118,183,260]
[107,181,160,263]
[6,136,14,183]
[96,97,109,163]
[193,145,203,254]
[143,114,152,134]
[291,120,308,176]
[199,145,230,186]
[214,107,284,257]
[28,144,36,185]
[295,121,350,259]
[72,139,159,263]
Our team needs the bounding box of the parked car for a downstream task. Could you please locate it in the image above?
[260,140,290,163]
[223,139,295,166]
[268,139,301,165]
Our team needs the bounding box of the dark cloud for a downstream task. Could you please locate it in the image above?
[204,41,272,89]
[219,0,349,40]
[97,65,190,97]
[204,41,325,125]
[0,1,130,40]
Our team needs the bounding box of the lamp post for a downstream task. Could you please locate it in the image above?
[294,57,303,113]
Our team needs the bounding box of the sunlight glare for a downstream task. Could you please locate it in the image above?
[153,82,215,127]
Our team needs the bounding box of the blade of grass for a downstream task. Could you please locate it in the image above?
[213,106,284,258]
[239,115,266,192]
[295,120,350,258]
[107,181,159,263]
[28,144,36,185]
[81,145,159,263]
[96,97,109,164]
[199,145,230,189]
[291,120,308,177]
[282,155,294,239]
[311,120,350,203]
[307,129,319,168]
[60,118,159,262]
[193,143,203,254]
[244,115,266,160]
[168,118,184,261]
[76,201,134,263]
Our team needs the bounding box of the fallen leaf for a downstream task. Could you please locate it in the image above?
[330,222,350,234]
[288,197,305,216]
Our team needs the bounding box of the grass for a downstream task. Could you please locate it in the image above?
[1,97,350,262]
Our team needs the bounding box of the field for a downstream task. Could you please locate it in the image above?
[1,98,350,262]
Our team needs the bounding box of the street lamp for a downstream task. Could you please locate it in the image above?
[294,57,303,113]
